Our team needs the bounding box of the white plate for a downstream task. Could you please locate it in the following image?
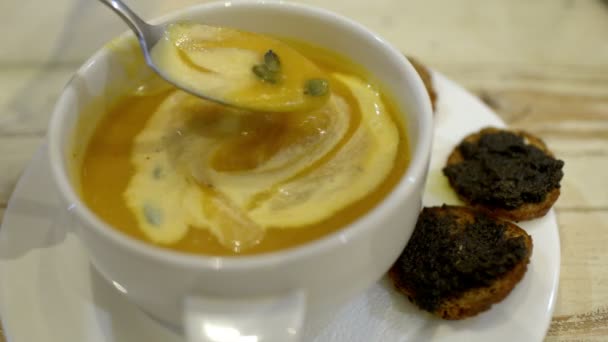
[0,73,560,342]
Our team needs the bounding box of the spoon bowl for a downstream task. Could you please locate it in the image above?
[98,0,330,112]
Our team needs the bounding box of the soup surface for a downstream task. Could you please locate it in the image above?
[80,38,410,256]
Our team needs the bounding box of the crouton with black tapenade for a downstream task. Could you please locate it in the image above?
[443,127,564,221]
[389,205,532,320]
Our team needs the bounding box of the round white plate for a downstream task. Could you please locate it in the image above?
[0,73,560,342]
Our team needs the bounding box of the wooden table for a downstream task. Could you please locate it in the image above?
[1,0,606,340]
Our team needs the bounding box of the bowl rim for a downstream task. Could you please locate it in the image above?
[48,0,433,270]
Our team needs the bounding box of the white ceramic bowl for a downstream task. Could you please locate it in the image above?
[48,1,433,341]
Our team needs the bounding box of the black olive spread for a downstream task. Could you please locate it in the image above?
[392,207,528,312]
[443,131,564,209]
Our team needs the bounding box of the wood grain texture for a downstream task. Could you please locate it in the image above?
[545,212,608,341]
[463,87,608,341]
[468,88,608,212]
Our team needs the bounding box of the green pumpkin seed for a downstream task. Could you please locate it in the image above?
[252,64,278,84]
[252,50,281,84]
[264,50,281,73]
[304,78,329,97]
[143,204,163,226]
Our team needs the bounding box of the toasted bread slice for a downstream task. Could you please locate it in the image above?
[389,205,532,320]
[407,56,437,112]
[444,127,563,221]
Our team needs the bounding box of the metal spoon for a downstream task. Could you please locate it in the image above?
[97,0,165,72]
[97,0,235,105]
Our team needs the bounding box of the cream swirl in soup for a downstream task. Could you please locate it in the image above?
[124,73,398,252]
[80,32,407,256]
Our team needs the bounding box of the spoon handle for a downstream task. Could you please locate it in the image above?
[97,0,157,47]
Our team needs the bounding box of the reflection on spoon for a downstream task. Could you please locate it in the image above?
[150,22,331,113]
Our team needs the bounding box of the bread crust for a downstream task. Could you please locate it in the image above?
[389,206,533,320]
[445,127,561,221]
[407,56,437,112]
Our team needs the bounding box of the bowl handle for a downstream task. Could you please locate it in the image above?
[184,289,306,342]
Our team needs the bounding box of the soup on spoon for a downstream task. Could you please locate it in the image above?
[151,22,331,112]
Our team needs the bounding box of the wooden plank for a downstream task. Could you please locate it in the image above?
[447,88,608,210]
[557,157,608,210]
[547,211,608,340]
[470,90,608,156]
[2,0,608,70]
[439,64,608,99]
